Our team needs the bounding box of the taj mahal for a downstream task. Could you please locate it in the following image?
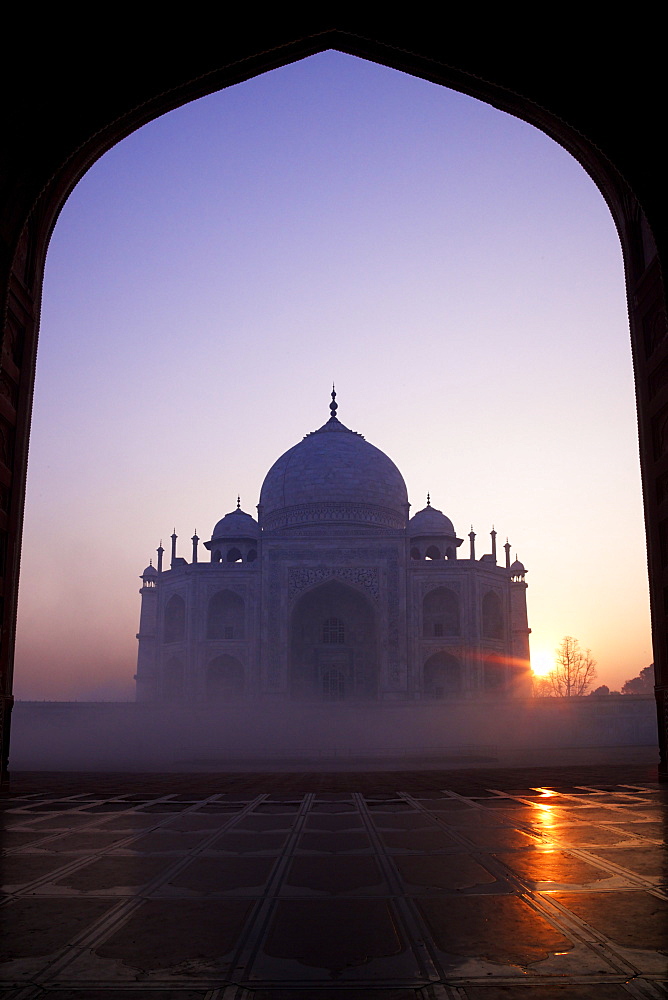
[135,391,531,704]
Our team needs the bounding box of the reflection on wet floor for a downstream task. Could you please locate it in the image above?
[0,776,666,996]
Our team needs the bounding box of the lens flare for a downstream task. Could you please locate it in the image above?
[532,651,555,677]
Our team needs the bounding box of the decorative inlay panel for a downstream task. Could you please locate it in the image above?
[263,502,405,532]
[643,304,668,360]
[288,566,380,602]
[0,372,17,409]
[2,313,24,368]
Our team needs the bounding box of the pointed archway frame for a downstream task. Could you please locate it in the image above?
[1,23,666,784]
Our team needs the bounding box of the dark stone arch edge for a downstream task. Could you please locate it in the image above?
[1,21,665,785]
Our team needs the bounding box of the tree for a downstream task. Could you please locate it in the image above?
[549,636,597,697]
[621,664,654,694]
[532,674,552,697]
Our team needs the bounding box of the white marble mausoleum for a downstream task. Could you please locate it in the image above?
[135,392,531,703]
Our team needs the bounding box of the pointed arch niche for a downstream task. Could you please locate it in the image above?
[290,579,378,700]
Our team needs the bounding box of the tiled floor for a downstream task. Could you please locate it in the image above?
[1,769,666,998]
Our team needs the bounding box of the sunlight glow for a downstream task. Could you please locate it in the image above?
[531,651,555,677]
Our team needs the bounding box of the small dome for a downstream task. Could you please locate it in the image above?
[141,564,157,579]
[409,503,455,539]
[211,507,259,541]
[510,559,527,576]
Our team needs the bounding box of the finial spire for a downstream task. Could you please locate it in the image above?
[237,495,241,510]
[330,384,338,420]
[426,492,431,507]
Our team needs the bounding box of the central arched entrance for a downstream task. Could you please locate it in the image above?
[290,580,378,700]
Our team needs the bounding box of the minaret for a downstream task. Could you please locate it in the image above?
[157,541,164,574]
[509,556,532,696]
[490,527,497,564]
[504,539,511,569]
[171,529,177,567]
[469,526,476,560]
[191,530,199,564]
[135,560,159,701]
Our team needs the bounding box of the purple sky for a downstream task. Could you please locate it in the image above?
[14,51,650,699]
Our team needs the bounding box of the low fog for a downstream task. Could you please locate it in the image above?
[10,697,656,772]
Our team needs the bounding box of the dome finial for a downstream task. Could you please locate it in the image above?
[237,495,241,510]
[330,383,338,420]
[426,492,431,507]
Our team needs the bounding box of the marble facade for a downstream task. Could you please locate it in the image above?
[135,394,531,704]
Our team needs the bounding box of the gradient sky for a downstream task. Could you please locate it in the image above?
[13,51,651,700]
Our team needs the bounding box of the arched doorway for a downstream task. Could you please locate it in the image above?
[206,654,245,700]
[423,652,462,699]
[423,588,460,638]
[290,580,378,700]
[162,657,184,702]
[206,590,245,640]
[0,27,665,781]
[163,595,186,644]
[481,591,504,641]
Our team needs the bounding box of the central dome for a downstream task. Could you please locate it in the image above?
[259,395,408,533]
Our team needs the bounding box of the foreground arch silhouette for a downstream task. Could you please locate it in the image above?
[1,20,666,783]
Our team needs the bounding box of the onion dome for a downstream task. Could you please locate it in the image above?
[259,388,408,533]
[510,558,527,580]
[210,503,259,542]
[408,499,456,539]
[141,563,158,580]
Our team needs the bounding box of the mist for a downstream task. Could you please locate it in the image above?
[11,696,656,772]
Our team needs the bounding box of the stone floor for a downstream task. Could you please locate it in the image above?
[1,763,667,998]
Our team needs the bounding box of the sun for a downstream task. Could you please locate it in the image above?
[532,650,555,677]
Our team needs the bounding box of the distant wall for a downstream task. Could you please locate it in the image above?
[10,696,657,771]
